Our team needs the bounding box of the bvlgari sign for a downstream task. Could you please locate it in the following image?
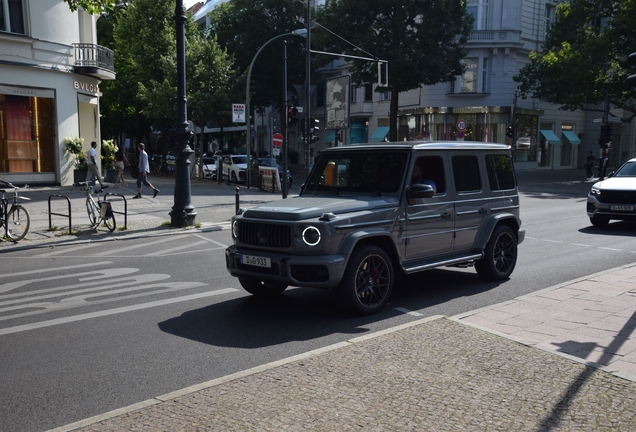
[73,80,99,93]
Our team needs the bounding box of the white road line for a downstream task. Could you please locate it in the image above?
[92,235,186,256]
[0,262,111,279]
[146,240,208,256]
[542,239,563,243]
[0,288,238,336]
[570,243,592,247]
[599,247,622,251]
[156,247,225,257]
[192,233,228,248]
[394,307,424,316]
[35,243,101,257]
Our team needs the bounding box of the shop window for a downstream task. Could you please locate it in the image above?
[0,0,25,34]
[0,94,55,173]
[466,0,488,30]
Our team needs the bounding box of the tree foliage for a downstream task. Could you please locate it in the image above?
[63,0,116,14]
[316,0,473,141]
[514,0,636,121]
[207,0,307,110]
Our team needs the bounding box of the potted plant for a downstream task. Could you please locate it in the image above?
[101,139,118,182]
[64,136,87,183]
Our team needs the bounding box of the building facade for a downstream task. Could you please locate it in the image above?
[0,0,114,185]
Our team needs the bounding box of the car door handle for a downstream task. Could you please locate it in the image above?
[441,212,451,220]
[479,208,487,215]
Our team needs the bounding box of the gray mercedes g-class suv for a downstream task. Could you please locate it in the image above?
[226,142,525,315]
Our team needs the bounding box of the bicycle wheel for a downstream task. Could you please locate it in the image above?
[86,199,99,227]
[104,211,116,232]
[6,205,30,241]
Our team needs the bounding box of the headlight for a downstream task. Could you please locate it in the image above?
[232,220,239,238]
[302,226,321,246]
[590,187,601,197]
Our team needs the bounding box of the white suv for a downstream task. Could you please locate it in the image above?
[223,154,247,183]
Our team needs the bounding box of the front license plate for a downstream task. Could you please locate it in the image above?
[610,205,634,211]
[241,254,272,268]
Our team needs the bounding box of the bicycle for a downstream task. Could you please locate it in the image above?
[0,180,31,241]
[78,181,116,232]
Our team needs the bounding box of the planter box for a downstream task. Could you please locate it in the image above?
[105,169,118,183]
[74,170,88,184]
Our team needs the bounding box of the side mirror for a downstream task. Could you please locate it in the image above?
[407,183,435,200]
[608,171,615,178]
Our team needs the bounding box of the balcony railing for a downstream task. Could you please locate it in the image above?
[73,43,116,80]
[466,30,522,46]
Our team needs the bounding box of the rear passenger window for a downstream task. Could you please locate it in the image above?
[452,155,481,192]
[486,154,515,191]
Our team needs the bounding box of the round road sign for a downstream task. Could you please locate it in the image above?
[272,133,283,147]
[456,119,467,131]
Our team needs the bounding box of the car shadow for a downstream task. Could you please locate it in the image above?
[579,220,636,237]
[158,268,503,349]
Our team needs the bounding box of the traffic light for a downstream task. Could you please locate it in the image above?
[287,105,298,126]
[506,126,514,138]
[600,125,612,144]
[310,117,319,143]
[378,62,389,87]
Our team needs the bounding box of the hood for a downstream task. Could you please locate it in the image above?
[593,177,636,190]
[242,196,399,221]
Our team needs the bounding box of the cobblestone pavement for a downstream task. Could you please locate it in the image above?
[55,317,636,432]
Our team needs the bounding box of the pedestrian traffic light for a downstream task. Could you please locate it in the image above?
[506,126,514,138]
[287,105,298,126]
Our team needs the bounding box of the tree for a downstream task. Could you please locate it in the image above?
[63,0,115,14]
[207,0,307,111]
[515,0,636,122]
[316,0,473,142]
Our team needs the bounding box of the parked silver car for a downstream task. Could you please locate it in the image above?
[226,142,525,315]
[587,158,636,226]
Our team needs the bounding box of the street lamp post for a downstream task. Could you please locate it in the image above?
[170,0,196,226]
[304,0,311,180]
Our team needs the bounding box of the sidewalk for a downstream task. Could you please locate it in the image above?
[52,264,636,431]
[9,172,636,431]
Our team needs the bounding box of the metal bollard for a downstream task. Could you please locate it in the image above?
[235,187,240,215]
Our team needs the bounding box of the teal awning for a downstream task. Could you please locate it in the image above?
[540,129,560,145]
[323,130,335,142]
[561,131,581,145]
[370,126,390,142]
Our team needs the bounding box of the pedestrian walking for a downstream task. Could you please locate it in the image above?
[85,141,107,190]
[114,145,129,188]
[586,151,595,180]
[134,143,159,199]
[598,149,609,181]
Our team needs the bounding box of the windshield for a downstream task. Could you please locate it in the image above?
[614,161,636,177]
[232,156,247,164]
[303,150,408,195]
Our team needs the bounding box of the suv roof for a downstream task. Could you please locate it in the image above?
[326,141,510,151]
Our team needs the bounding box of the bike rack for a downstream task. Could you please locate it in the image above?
[48,194,72,232]
[103,192,128,229]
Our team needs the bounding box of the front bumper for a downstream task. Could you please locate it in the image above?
[587,196,636,221]
[225,245,346,289]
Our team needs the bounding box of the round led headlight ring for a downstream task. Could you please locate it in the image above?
[302,226,321,246]
[232,220,239,238]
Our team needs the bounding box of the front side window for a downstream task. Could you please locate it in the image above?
[0,0,25,34]
[304,151,408,195]
[453,155,481,192]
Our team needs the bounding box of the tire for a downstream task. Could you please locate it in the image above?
[475,225,518,281]
[86,200,99,227]
[6,205,30,241]
[590,215,610,227]
[335,245,394,315]
[239,277,288,297]
[104,211,116,232]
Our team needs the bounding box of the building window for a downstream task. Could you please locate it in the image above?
[315,83,325,108]
[450,58,489,94]
[350,85,357,104]
[466,0,488,30]
[379,89,391,101]
[364,84,373,102]
[0,0,25,34]
[481,58,489,93]
[544,4,555,40]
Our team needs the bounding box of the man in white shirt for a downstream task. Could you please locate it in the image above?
[85,141,107,190]
[134,143,160,199]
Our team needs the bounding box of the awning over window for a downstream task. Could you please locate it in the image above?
[540,129,560,145]
[323,130,335,142]
[370,126,390,142]
[561,131,581,145]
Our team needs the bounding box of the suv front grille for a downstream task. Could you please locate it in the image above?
[597,190,636,204]
[238,221,291,248]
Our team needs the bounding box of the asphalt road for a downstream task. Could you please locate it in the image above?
[2,169,636,431]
